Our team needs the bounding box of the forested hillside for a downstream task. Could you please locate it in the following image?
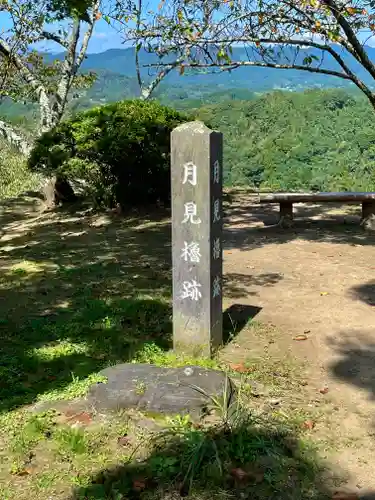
[195,89,375,192]
[1,87,375,197]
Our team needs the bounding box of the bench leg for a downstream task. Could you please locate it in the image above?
[279,201,293,222]
[362,201,375,220]
[362,201,375,231]
[278,202,293,227]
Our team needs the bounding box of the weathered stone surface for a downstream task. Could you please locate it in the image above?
[87,363,235,415]
[170,121,224,357]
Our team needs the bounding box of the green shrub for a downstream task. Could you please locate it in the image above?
[29,100,189,207]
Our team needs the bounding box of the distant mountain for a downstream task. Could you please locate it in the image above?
[77,45,375,94]
[3,44,373,123]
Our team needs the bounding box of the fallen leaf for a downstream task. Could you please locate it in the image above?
[319,387,329,395]
[14,466,34,476]
[230,468,248,481]
[229,363,254,373]
[302,420,315,430]
[320,292,329,296]
[293,334,308,341]
[304,329,311,334]
[66,411,92,425]
[133,479,146,491]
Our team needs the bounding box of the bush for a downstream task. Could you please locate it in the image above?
[29,100,189,208]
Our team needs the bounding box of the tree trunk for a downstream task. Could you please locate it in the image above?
[39,93,60,135]
[0,120,32,156]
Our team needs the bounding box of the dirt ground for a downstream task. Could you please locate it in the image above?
[222,190,375,495]
[2,189,375,497]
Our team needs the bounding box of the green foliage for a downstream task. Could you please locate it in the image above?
[46,0,93,21]
[196,88,375,191]
[29,99,188,208]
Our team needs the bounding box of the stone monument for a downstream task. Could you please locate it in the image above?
[170,121,223,356]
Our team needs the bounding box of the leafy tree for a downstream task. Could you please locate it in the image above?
[0,0,100,154]
[123,0,375,109]
[29,99,188,207]
[195,89,375,192]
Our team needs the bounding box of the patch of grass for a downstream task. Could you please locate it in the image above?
[72,401,329,500]
[55,427,88,457]
[132,341,220,369]
[0,205,341,499]
[0,295,172,413]
[10,411,56,456]
[0,140,40,200]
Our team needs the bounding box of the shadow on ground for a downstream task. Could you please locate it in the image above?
[0,199,174,413]
[70,420,335,500]
[0,196,274,413]
[224,192,375,251]
[1,191,373,415]
[223,303,262,344]
[327,284,375,402]
[350,281,375,306]
[224,272,283,299]
[328,332,375,403]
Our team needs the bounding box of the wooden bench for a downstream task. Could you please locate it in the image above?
[259,192,375,224]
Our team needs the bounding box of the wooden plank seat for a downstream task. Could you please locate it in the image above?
[259,192,375,224]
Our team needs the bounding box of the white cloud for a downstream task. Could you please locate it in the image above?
[93,32,109,39]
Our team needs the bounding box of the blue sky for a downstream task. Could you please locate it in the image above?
[1,1,374,55]
[0,0,155,54]
[89,20,124,53]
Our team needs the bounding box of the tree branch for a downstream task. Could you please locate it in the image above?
[163,33,374,105]
[135,0,143,91]
[75,0,101,71]
[41,31,69,49]
[0,38,44,95]
[148,59,353,79]
[54,19,81,120]
[140,61,181,100]
[323,0,375,80]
